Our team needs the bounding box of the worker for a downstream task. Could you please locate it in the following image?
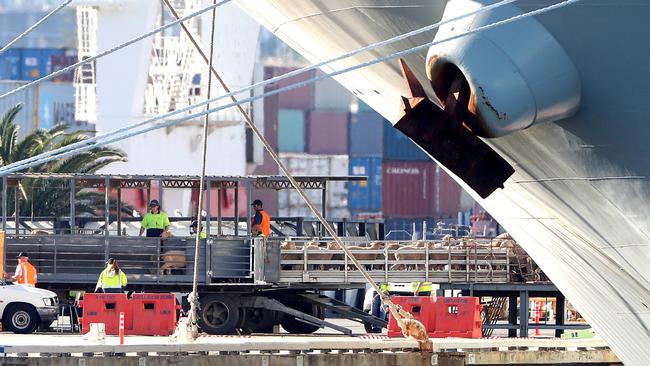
[4,252,37,287]
[250,199,271,237]
[139,199,171,238]
[189,220,207,238]
[95,258,127,293]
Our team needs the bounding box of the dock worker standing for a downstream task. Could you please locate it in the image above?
[251,199,271,237]
[190,220,207,239]
[139,199,171,238]
[95,258,127,293]
[4,252,37,287]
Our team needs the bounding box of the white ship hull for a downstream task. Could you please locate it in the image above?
[234,1,650,364]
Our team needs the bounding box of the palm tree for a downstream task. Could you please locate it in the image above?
[0,104,128,218]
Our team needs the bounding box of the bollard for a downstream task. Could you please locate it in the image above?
[534,301,541,336]
[119,312,125,345]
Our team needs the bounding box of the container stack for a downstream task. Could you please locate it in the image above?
[0,47,75,81]
[0,47,79,137]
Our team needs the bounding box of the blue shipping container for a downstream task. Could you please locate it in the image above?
[40,48,65,77]
[348,156,382,211]
[21,48,43,80]
[349,111,383,157]
[383,118,430,161]
[0,48,22,80]
[278,109,305,152]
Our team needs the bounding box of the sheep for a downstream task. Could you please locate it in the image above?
[158,250,187,275]
[280,241,302,270]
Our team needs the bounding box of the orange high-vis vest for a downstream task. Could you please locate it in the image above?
[18,261,37,287]
[260,210,271,237]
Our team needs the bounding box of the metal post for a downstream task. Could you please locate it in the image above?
[206,179,211,237]
[69,178,76,234]
[425,241,429,282]
[158,179,163,208]
[217,184,222,236]
[246,181,252,237]
[2,176,7,232]
[447,242,452,282]
[14,186,19,235]
[508,296,518,337]
[205,179,212,285]
[104,177,110,262]
[555,293,566,337]
[234,183,239,236]
[116,187,122,236]
[321,183,327,236]
[519,290,529,337]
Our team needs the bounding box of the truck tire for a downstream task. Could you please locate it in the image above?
[3,304,39,334]
[197,294,240,334]
[280,301,322,334]
[241,308,278,334]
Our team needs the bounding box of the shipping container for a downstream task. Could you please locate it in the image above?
[21,48,42,80]
[307,110,348,154]
[0,80,75,137]
[382,161,437,218]
[348,156,382,211]
[278,109,305,152]
[265,65,315,110]
[348,111,383,156]
[278,153,349,218]
[50,54,77,82]
[313,72,351,111]
[383,118,430,161]
[0,80,36,136]
[0,48,23,80]
[434,165,463,216]
[36,81,76,129]
[40,48,65,77]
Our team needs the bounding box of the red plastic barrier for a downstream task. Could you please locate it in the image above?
[79,293,131,335]
[387,296,436,337]
[131,293,178,336]
[80,293,178,336]
[431,297,482,338]
[387,296,482,338]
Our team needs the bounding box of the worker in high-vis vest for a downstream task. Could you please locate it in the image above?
[139,200,171,238]
[4,252,37,286]
[95,258,128,293]
[251,199,271,237]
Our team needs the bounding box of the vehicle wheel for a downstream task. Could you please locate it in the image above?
[241,308,278,334]
[280,301,322,334]
[197,294,240,334]
[3,304,39,334]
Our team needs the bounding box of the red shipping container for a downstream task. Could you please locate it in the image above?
[265,66,315,110]
[434,166,463,216]
[382,161,436,218]
[308,110,348,154]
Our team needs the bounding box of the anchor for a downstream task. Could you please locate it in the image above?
[393,59,515,198]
